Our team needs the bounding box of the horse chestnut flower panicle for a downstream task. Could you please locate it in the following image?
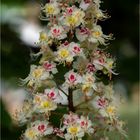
[17,0,127,139]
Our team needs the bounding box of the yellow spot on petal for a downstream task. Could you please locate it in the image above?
[107,60,113,69]
[45,5,55,14]
[59,49,69,58]
[106,106,116,116]
[82,84,91,93]
[39,32,47,41]
[25,129,36,139]
[66,16,78,26]
[41,101,51,108]
[32,68,44,78]
[68,126,79,135]
[92,31,101,37]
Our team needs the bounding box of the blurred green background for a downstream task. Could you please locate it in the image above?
[1,0,139,140]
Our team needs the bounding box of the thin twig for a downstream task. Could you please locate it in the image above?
[58,86,68,97]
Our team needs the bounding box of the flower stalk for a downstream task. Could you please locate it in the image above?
[68,88,75,112]
[16,0,127,139]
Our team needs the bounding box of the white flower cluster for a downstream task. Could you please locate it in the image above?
[21,61,58,89]
[24,120,53,140]
[60,112,94,140]
[55,41,85,64]
[16,0,126,140]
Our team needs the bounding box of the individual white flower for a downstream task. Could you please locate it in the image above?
[55,47,73,63]
[24,127,39,140]
[93,0,102,7]
[93,57,106,70]
[17,100,33,125]
[92,96,108,110]
[103,58,117,75]
[86,63,96,73]
[63,112,79,126]
[43,61,58,74]
[44,1,60,16]
[33,94,57,113]
[88,24,112,45]
[78,116,94,134]
[65,124,84,140]
[39,31,48,43]
[81,73,97,96]
[60,6,85,28]
[80,0,92,11]
[91,96,117,117]
[64,70,82,87]
[73,57,88,73]
[76,27,90,42]
[21,65,51,87]
[106,105,117,116]
[69,42,84,57]
[93,57,118,75]
[94,8,108,20]
[48,24,67,40]
[53,128,65,138]
[44,88,63,104]
[55,42,85,64]
[38,30,53,46]
[31,120,53,136]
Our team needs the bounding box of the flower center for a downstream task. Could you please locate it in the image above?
[32,68,43,78]
[52,29,61,36]
[46,5,55,14]
[39,32,47,41]
[92,31,101,37]
[59,49,69,58]
[69,74,76,83]
[68,126,79,135]
[26,129,36,138]
[43,62,52,70]
[73,46,81,53]
[38,124,46,132]
[41,101,51,108]
[49,92,55,98]
[98,98,107,107]
[67,16,78,26]
[106,106,116,115]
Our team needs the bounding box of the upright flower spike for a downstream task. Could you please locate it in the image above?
[16,0,127,139]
